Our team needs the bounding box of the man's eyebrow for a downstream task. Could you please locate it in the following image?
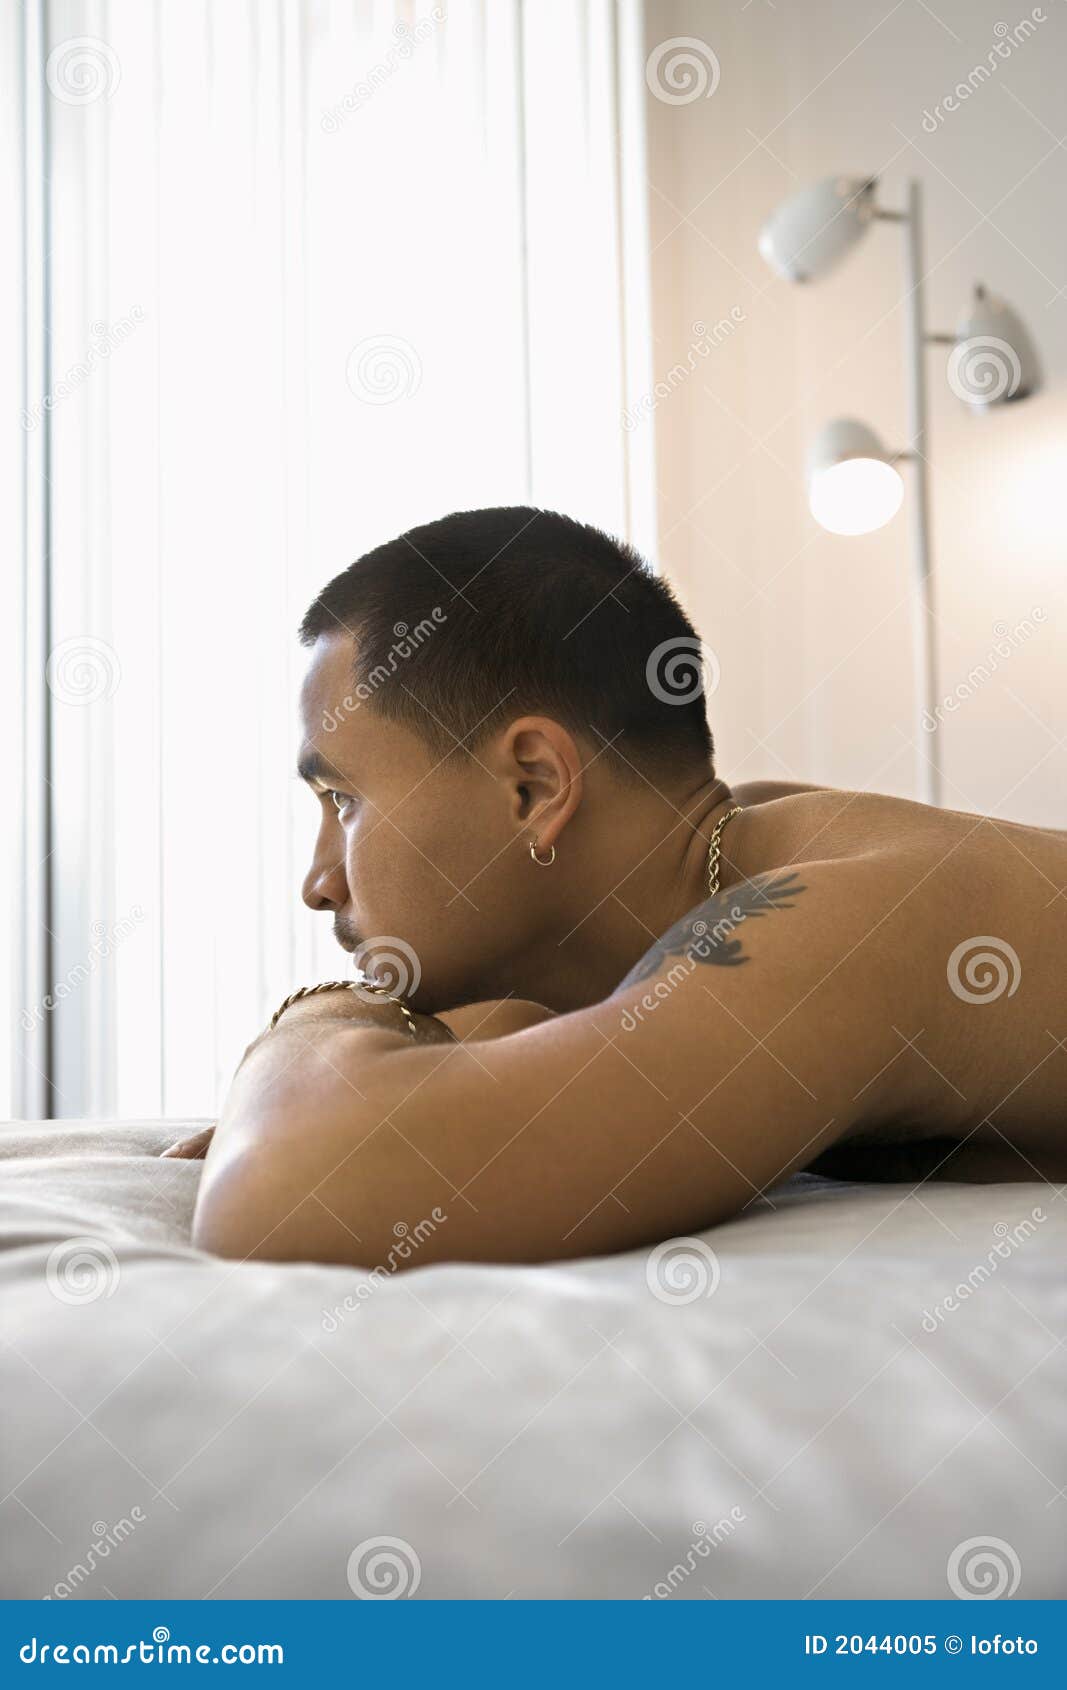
[296,747,344,788]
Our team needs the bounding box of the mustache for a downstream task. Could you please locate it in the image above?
[330,920,422,1003]
[332,915,360,955]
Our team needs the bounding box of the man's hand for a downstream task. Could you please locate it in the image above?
[161,1125,216,1160]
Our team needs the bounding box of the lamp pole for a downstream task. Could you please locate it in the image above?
[902,180,942,809]
[880,180,941,808]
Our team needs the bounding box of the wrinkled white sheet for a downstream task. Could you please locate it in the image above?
[0,1118,1063,1599]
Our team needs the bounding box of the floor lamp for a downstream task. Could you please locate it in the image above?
[759,175,1041,808]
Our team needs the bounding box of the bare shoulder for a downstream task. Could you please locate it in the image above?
[617,852,912,999]
[603,854,918,1105]
[731,778,832,805]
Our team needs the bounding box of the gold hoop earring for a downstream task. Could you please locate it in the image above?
[530,841,556,866]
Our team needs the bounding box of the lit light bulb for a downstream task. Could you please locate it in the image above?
[806,418,904,536]
[809,456,904,535]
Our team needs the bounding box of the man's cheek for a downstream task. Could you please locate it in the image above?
[347,852,416,929]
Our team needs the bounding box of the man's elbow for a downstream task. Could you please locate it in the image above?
[190,1131,457,1270]
[193,1196,457,1270]
[191,1169,330,1265]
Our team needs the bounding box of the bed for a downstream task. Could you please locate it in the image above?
[1,1118,1063,1600]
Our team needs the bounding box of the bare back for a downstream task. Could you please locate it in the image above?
[730,781,1067,1181]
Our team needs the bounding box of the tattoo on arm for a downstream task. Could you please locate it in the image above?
[615,871,808,992]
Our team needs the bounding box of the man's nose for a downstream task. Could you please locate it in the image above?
[302,847,349,913]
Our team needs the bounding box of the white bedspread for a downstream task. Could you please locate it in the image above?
[0,1118,1063,1600]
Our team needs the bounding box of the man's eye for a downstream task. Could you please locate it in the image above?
[329,790,350,814]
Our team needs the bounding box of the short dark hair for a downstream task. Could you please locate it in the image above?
[299,506,714,780]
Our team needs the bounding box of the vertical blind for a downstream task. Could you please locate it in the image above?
[9,0,655,1120]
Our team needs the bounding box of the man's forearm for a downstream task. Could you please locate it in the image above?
[188,986,554,1257]
[191,994,453,1249]
[163,988,453,1159]
[191,994,557,1265]
[163,995,553,1162]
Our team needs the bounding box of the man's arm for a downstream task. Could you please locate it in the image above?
[192,858,916,1268]
[161,998,554,1160]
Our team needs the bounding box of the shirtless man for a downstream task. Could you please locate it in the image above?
[170,506,1067,1269]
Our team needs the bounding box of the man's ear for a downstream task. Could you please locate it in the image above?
[497,716,584,853]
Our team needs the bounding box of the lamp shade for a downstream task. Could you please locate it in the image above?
[758,176,877,283]
[807,418,904,536]
[949,284,1041,408]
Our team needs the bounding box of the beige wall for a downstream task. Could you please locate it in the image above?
[642,0,1066,825]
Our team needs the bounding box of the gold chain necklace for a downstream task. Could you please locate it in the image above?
[269,977,420,1036]
[706,804,742,898]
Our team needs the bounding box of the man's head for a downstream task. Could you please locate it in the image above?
[298,506,716,1011]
